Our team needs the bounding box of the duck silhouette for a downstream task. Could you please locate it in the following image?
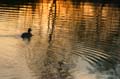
[21,28,33,41]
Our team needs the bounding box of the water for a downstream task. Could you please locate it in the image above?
[0,0,120,79]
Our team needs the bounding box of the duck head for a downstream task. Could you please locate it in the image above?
[28,28,32,33]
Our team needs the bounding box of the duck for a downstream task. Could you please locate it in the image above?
[21,28,33,41]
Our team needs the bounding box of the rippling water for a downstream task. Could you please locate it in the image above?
[0,0,120,79]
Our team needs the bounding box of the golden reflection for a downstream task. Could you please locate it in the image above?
[83,3,94,16]
[102,6,108,17]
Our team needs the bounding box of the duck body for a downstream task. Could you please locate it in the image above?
[21,28,33,41]
[21,32,32,39]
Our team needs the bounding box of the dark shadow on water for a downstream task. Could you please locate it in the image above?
[70,0,120,8]
[0,0,39,5]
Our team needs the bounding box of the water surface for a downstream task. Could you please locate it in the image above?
[0,0,120,79]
